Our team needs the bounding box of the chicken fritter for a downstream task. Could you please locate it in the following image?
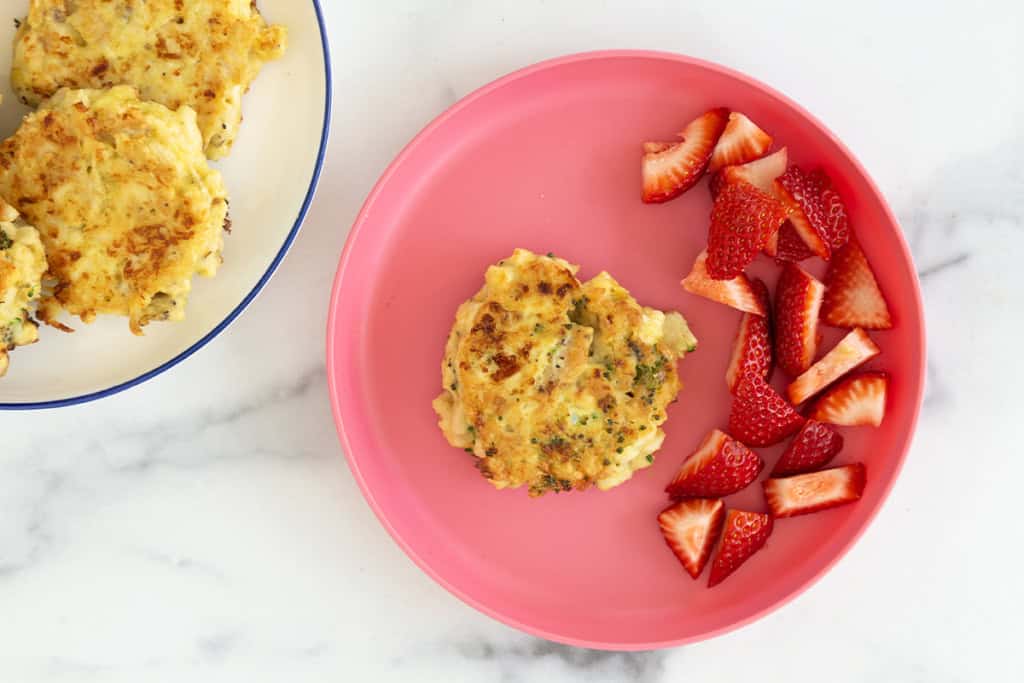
[0,199,46,376]
[433,249,697,496]
[0,86,229,335]
[11,0,287,159]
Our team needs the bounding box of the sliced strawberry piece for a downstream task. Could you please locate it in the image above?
[708,509,773,587]
[665,429,764,499]
[808,372,888,427]
[729,374,805,447]
[774,166,831,260]
[709,148,789,201]
[681,250,767,315]
[809,169,851,251]
[642,108,729,203]
[706,181,787,280]
[708,112,773,173]
[768,221,816,262]
[787,328,880,405]
[774,263,825,377]
[658,498,726,579]
[771,420,844,476]
[720,147,788,195]
[764,463,866,518]
[725,279,772,393]
[821,238,893,329]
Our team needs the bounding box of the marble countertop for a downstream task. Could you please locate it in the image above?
[4,1,1020,680]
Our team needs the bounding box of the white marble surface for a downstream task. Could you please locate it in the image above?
[3,0,1021,680]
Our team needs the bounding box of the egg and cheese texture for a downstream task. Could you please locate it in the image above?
[0,86,229,335]
[0,199,46,376]
[433,249,697,496]
[11,0,287,159]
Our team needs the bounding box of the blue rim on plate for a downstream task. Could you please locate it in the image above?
[1,0,333,411]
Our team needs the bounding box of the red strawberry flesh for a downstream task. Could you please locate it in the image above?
[665,429,764,499]
[658,498,726,579]
[708,509,773,587]
[725,279,772,393]
[764,463,866,518]
[706,181,787,280]
[771,220,816,262]
[642,108,729,203]
[728,374,805,447]
[821,238,893,329]
[774,263,825,377]
[771,420,844,476]
[810,169,851,251]
[774,167,831,260]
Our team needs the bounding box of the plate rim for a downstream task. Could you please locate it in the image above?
[0,0,334,411]
[326,49,926,650]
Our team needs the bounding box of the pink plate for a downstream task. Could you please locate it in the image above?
[327,51,925,649]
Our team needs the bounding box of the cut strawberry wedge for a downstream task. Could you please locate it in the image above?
[787,328,880,405]
[764,463,866,518]
[821,238,893,329]
[810,169,851,251]
[808,372,888,427]
[665,429,764,499]
[725,279,772,393]
[766,220,815,262]
[706,181,787,280]
[773,166,831,260]
[708,509,773,587]
[658,498,726,579]
[729,374,805,447]
[708,112,773,173]
[681,250,767,315]
[642,108,729,203]
[774,263,825,377]
[771,420,844,476]
[720,147,788,194]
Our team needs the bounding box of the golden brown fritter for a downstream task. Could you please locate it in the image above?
[0,86,229,335]
[0,199,46,376]
[11,0,287,159]
[433,249,697,496]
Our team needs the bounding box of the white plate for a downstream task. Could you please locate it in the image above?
[0,0,331,409]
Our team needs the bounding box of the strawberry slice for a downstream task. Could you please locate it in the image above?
[720,147,788,194]
[642,108,729,203]
[729,374,805,447]
[771,420,844,476]
[763,463,866,518]
[809,169,851,251]
[708,147,788,200]
[787,328,880,405]
[773,166,831,260]
[666,429,764,499]
[708,509,773,587]
[658,498,726,579]
[766,220,815,262]
[725,279,772,393]
[808,372,888,427]
[708,112,773,173]
[706,181,787,279]
[774,263,825,377]
[681,250,767,315]
[821,238,893,329]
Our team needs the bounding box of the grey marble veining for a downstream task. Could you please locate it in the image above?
[4,1,1022,681]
